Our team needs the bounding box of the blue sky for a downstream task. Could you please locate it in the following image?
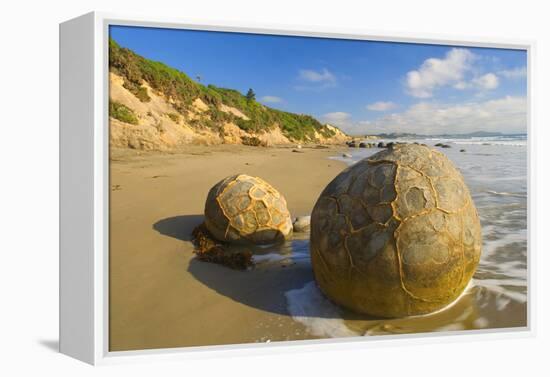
[110,25,527,135]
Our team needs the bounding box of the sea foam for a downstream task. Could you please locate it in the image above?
[285,281,358,338]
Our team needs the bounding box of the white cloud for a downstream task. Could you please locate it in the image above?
[367,101,397,111]
[453,81,469,90]
[453,73,499,92]
[365,96,526,135]
[260,95,283,103]
[299,68,336,83]
[296,68,337,90]
[321,112,351,126]
[498,66,527,79]
[405,49,520,98]
[406,48,475,98]
[472,73,499,90]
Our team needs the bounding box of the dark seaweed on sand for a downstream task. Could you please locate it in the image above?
[191,223,254,270]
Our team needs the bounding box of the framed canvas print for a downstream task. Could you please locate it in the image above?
[59,12,533,365]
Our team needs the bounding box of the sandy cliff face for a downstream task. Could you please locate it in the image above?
[317,124,349,144]
[110,73,220,149]
[109,73,348,150]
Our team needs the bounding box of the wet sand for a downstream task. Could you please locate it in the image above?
[109,144,348,351]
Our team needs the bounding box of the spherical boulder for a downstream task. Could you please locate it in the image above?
[310,144,481,317]
[204,174,293,244]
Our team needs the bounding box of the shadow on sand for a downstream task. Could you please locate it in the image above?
[153,214,368,319]
[187,255,314,316]
[186,253,372,320]
[152,214,204,242]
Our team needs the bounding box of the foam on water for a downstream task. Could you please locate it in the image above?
[472,317,490,328]
[284,279,481,338]
[486,190,526,198]
[285,281,359,338]
[472,279,527,303]
[426,135,526,147]
[452,140,526,147]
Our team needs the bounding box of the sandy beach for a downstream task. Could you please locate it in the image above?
[109,144,349,351]
[109,142,527,351]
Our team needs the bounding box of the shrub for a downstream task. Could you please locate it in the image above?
[134,86,151,102]
[109,101,138,125]
[209,108,233,123]
[167,112,180,123]
[241,136,266,147]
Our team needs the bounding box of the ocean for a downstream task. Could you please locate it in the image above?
[254,135,528,338]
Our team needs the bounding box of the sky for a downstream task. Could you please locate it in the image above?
[110,25,527,135]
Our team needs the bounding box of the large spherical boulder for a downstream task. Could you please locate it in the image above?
[310,144,481,317]
[204,174,293,244]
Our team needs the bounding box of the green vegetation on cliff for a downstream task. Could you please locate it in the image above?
[109,100,139,125]
[109,38,340,141]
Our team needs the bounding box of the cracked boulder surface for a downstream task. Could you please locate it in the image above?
[205,174,293,244]
[310,144,482,318]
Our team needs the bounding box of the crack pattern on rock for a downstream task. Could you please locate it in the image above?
[310,144,482,318]
[204,174,293,244]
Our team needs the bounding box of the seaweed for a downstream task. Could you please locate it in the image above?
[191,223,254,270]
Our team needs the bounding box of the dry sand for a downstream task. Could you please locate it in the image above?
[109,144,348,351]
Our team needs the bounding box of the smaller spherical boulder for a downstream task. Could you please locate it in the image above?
[204,174,293,244]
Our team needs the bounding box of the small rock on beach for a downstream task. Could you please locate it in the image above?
[293,216,311,233]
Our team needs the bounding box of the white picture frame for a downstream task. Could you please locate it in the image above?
[59,11,535,365]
